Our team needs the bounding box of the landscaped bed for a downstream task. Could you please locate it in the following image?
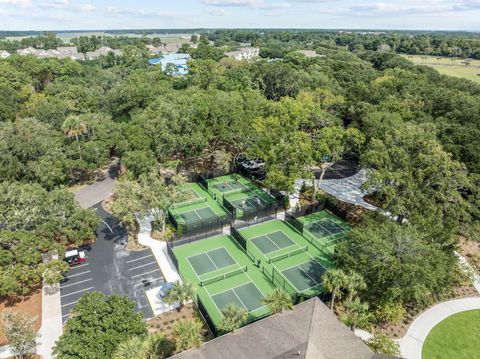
[422,310,480,359]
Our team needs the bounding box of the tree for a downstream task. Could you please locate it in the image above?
[218,304,248,333]
[53,292,147,359]
[112,336,145,359]
[374,302,405,327]
[172,320,203,351]
[40,259,69,286]
[336,214,458,307]
[262,288,293,313]
[366,332,401,356]
[163,281,195,311]
[142,333,173,359]
[311,126,365,201]
[322,269,349,310]
[345,271,367,301]
[1,311,38,359]
[340,298,373,331]
[62,115,89,160]
[362,123,472,245]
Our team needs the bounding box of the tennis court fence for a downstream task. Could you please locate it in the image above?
[267,245,308,264]
[171,196,208,210]
[199,266,247,287]
[195,295,217,336]
[198,174,209,190]
[262,266,298,304]
[168,210,232,239]
[230,224,258,264]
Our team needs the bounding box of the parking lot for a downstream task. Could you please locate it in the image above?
[60,203,164,323]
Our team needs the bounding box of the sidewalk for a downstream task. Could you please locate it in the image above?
[37,283,63,359]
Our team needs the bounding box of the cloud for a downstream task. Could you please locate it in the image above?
[105,6,177,19]
[0,0,30,7]
[209,8,229,16]
[203,0,289,10]
[78,3,96,13]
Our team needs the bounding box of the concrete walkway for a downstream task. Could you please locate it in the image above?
[397,254,480,359]
[37,283,63,359]
[397,297,480,359]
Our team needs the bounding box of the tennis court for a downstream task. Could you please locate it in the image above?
[280,259,325,293]
[305,218,346,239]
[168,183,231,235]
[172,234,275,331]
[250,230,295,255]
[213,180,247,193]
[187,247,236,277]
[208,281,266,313]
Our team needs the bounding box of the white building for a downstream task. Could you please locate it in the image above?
[296,50,324,58]
[0,50,10,59]
[224,47,260,61]
[86,46,121,60]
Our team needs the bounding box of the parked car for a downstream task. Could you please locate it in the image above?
[64,249,86,266]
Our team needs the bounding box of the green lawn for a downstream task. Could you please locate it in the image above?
[402,55,480,84]
[422,310,480,359]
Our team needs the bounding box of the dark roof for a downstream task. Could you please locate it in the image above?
[171,298,399,359]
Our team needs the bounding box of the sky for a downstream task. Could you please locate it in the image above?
[1,0,480,31]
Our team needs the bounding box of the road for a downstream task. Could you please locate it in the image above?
[60,203,164,323]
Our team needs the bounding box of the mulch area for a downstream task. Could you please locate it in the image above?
[148,304,212,353]
[458,237,480,272]
[379,284,479,339]
[0,288,42,346]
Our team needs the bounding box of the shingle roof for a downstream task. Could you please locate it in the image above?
[171,298,399,359]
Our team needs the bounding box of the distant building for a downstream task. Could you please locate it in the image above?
[0,50,10,59]
[16,47,38,56]
[16,46,86,60]
[296,50,325,58]
[86,46,121,60]
[172,298,398,359]
[148,53,191,75]
[224,47,260,61]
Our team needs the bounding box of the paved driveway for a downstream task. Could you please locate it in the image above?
[60,203,164,323]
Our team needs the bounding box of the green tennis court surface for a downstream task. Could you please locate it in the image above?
[180,207,217,223]
[251,231,295,254]
[281,259,325,293]
[187,247,236,276]
[213,180,247,193]
[210,282,265,313]
[305,218,346,239]
[230,195,268,210]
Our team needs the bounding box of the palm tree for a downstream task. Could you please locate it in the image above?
[142,333,173,359]
[218,304,248,333]
[263,288,293,314]
[164,280,194,311]
[62,115,88,160]
[322,268,348,310]
[345,271,367,301]
[112,336,145,359]
[340,298,373,331]
[172,319,203,351]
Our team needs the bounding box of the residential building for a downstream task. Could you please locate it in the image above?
[86,46,122,60]
[0,50,10,58]
[148,53,191,75]
[224,47,260,61]
[172,298,398,359]
[297,50,325,58]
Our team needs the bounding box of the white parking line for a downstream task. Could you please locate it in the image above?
[65,270,91,278]
[60,287,94,298]
[61,300,79,308]
[61,278,92,289]
[129,261,158,271]
[126,254,154,263]
[131,268,161,279]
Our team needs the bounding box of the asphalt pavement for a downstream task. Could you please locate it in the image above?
[60,202,164,323]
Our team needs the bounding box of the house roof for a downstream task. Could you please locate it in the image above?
[171,298,398,359]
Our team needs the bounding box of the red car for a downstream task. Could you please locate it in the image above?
[64,249,86,266]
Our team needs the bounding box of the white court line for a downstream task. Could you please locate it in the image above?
[205,252,219,269]
[131,268,161,279]
[65,270,91,278]
[61,287,94,298]
[61,278,92,289]
[126,254,154,263]
[231,288,249,312]
[129,261,158,271]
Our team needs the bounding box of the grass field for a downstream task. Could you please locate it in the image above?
[422,310,480,359]
[402,55,480,84]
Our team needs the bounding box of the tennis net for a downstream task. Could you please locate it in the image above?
[200,266,247,287]
[267,245,308,264]
[172,196,207,210]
